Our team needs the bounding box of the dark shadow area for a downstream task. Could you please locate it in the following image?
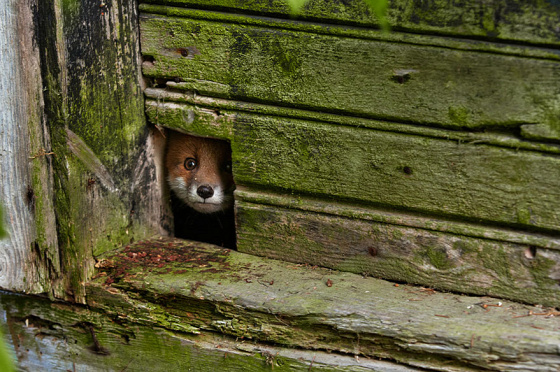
[171,192,236,248]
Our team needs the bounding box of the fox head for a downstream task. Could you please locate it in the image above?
[165,130,235,214]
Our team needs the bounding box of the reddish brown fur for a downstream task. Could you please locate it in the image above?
[165,130,234,213]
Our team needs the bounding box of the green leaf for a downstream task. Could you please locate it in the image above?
[363,0,390,31]
[285,0,309,14]
[0,331,14,372]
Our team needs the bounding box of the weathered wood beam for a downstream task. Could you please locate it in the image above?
[2,291,416,371]
[27,0,165,301]
[0,0,60,293]
[144,88,560,154]
[236,187,560,308]
[140,12,560,140]
[139,5,560,60]
[139,0,560,47]
[86,238,560,371]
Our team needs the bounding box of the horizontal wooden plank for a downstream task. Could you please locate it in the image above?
[232,114,560,232]
[145,89,560,154]
[88,238,560,371]
[144,96,560,232]
[139,5,560,61]
[1,292,415,372]
[235,189,560,307]
[234,187,560,251]
[140,14,560,137]
[139,0,560,46]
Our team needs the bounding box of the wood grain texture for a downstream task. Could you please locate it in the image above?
[138,5,560,61]
[87,238,560,371]
[232,114,560,232]
[145,88,560,154]
[31,0,165,302]
[139,0,560,46]
[140,14,560,137]
[0,0,34,291]
[234,187,560,251]
[235,190,560,308]
[0,0,60,293]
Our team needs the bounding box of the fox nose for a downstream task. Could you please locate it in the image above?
[197,185,214,199]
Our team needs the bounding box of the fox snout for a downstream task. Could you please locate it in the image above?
[197,185,214,199]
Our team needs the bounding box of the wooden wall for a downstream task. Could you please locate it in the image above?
[140,0,560,307]
[2,1,560,370]
[0,0,166,302]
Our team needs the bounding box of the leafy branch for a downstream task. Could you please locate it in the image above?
[285,0,389,31]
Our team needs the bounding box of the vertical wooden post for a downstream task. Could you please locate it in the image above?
[0,0,59,293]
[0,0,165,301]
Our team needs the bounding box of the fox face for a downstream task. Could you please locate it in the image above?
[165,131,235,214]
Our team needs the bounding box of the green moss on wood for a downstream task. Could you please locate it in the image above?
[145,100,234,140]
[140,14,560,135]
[4,292,390,371]
[83,238,560,370]
[235,196,560,307]
[140,0,560,46]
[227,113,560,232]
[35,0,158,302]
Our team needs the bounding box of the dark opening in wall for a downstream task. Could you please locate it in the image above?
[163,128,236,248]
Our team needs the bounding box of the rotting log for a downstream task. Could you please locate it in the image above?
[85,238,560,372]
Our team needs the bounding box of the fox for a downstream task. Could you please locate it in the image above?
[164,129,236,248]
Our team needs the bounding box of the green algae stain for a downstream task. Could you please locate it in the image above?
[423,246,453,270]
[269,41,302,75]
[516,206,532,225]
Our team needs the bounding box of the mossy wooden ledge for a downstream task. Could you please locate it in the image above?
[1,292,416,372]
[87,238,560,371]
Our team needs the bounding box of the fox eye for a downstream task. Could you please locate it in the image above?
[184,157,197,171]
[224,161,232,173]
